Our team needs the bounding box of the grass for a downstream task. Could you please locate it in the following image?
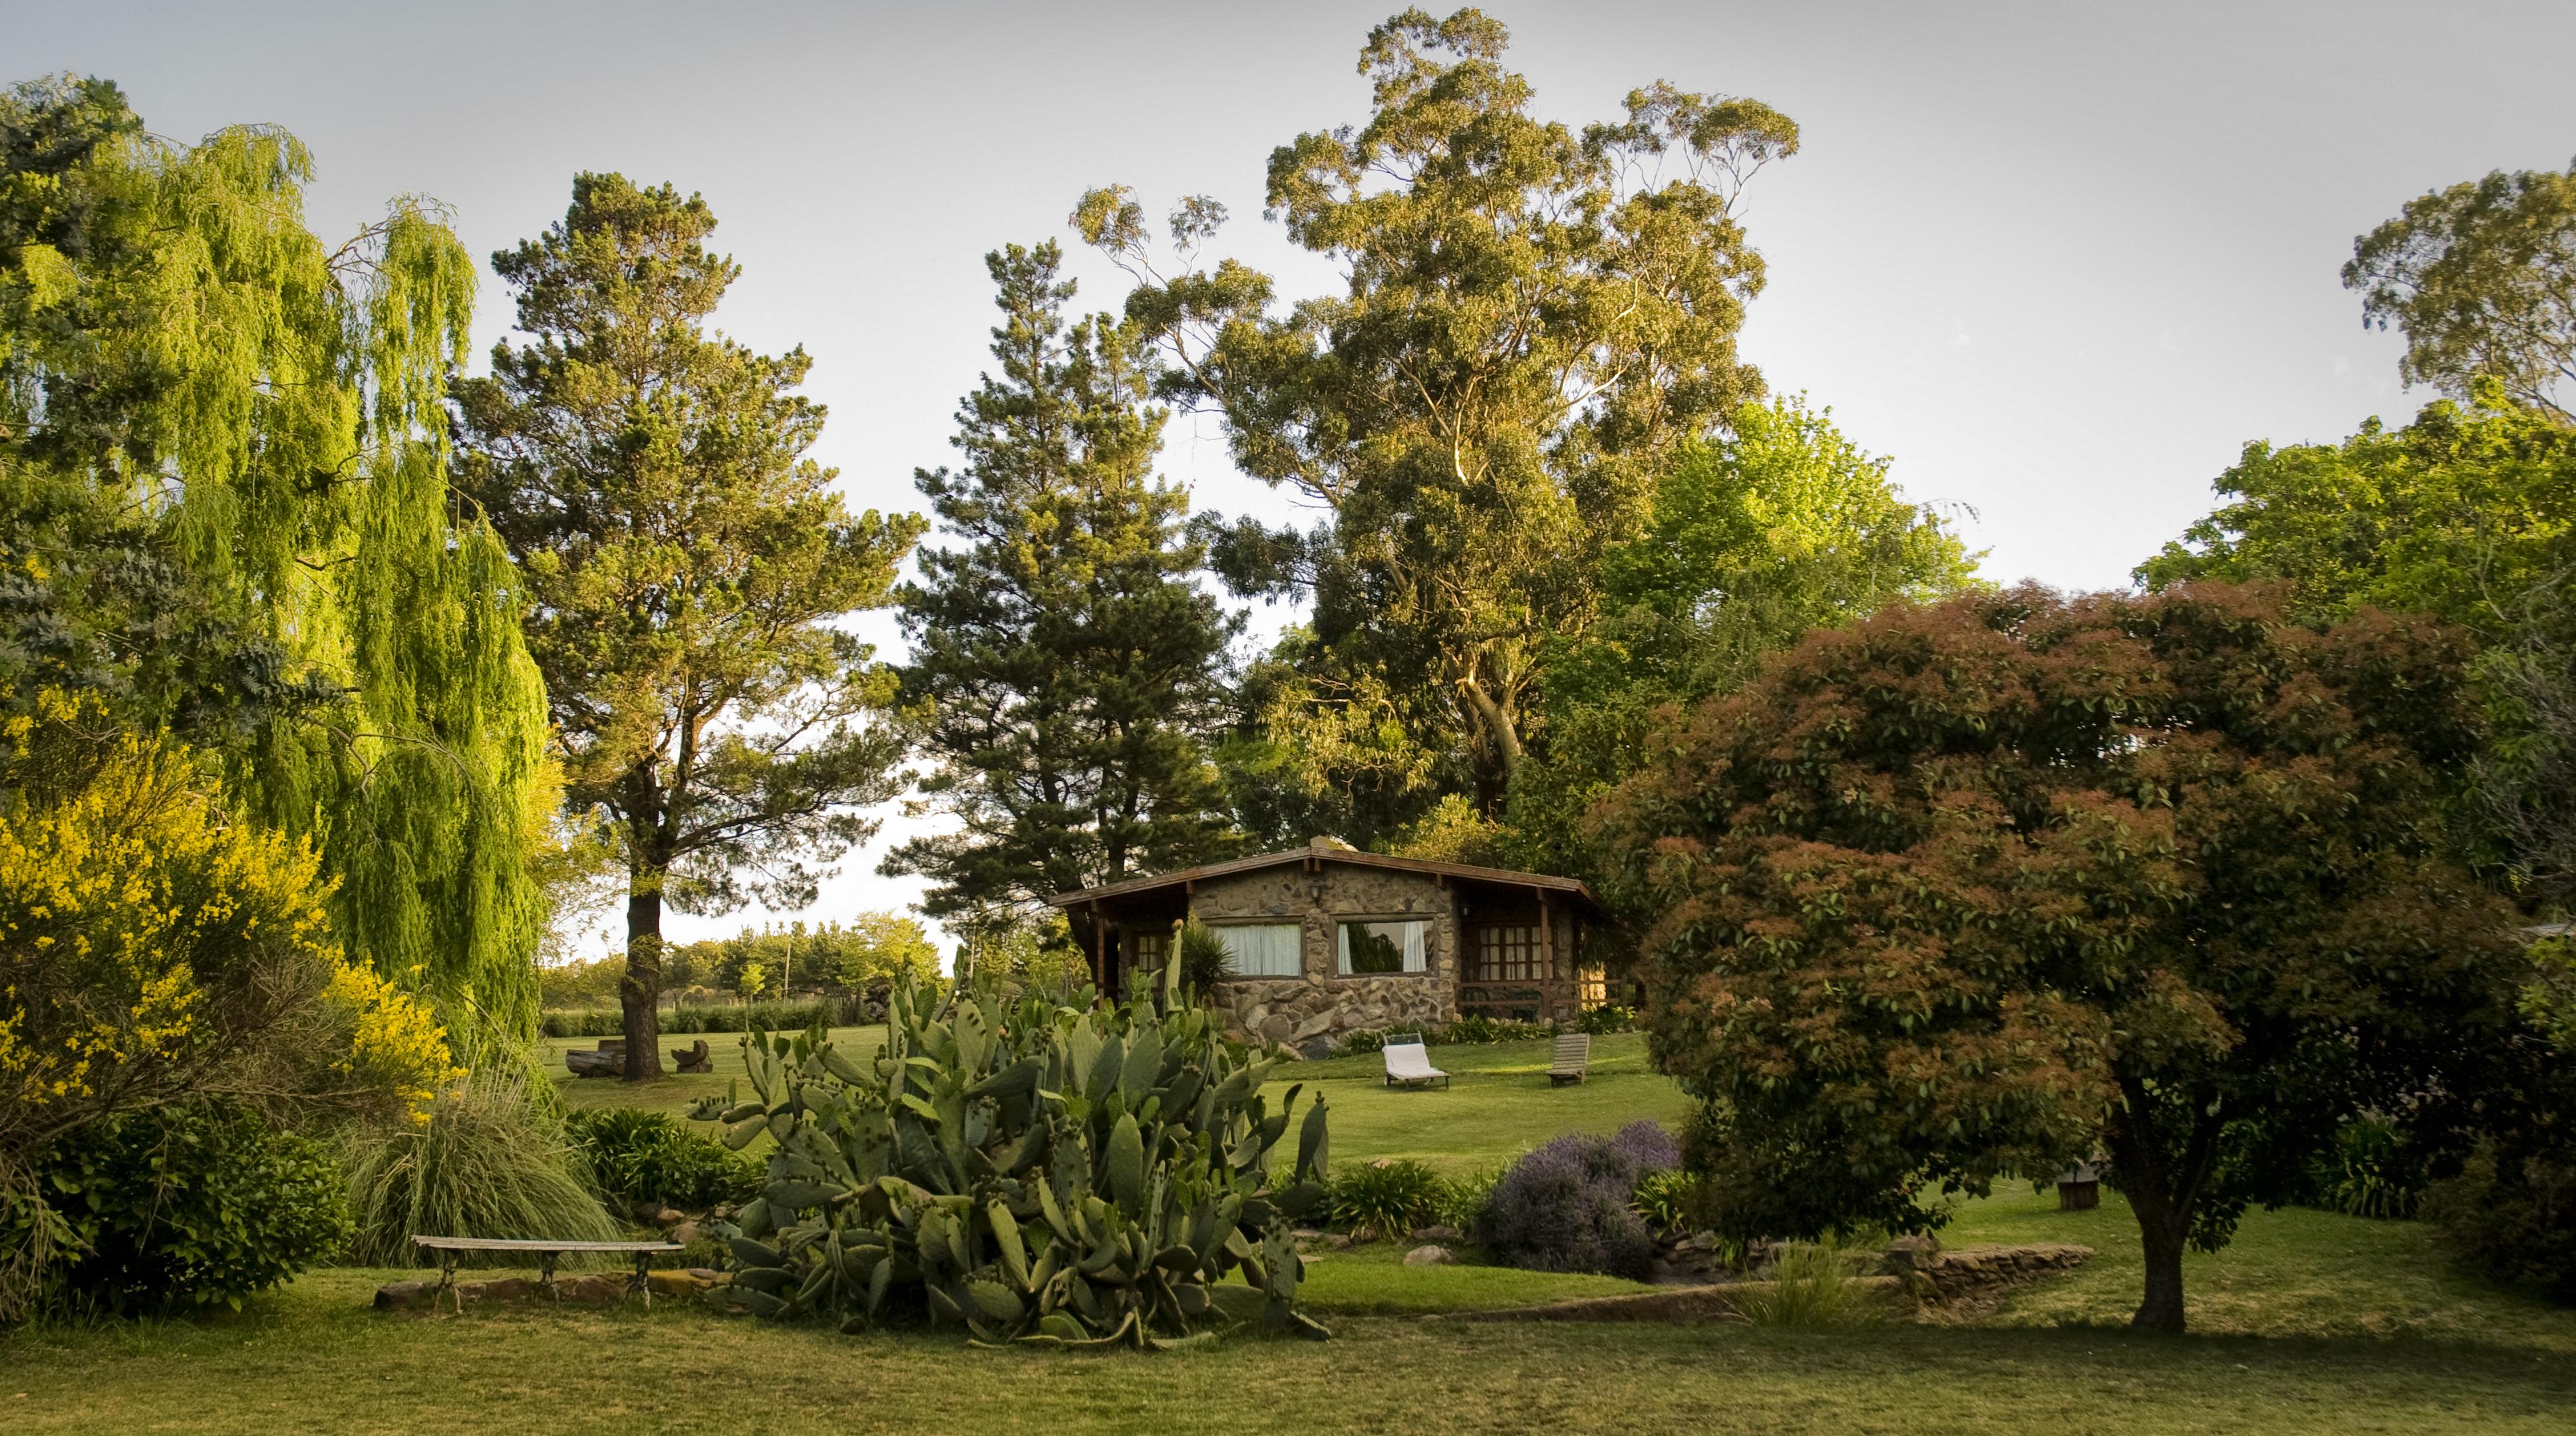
[541,1023,888,1115]
[18,1023,2573,1433]
[9,1263,2574,1435]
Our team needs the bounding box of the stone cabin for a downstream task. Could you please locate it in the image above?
[1046,839,1607,1052]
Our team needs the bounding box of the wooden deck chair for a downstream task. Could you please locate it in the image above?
[1549,1032,1591,1086]
[1381,1037,1450,1090]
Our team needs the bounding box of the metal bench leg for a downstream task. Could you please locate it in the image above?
[538,1250,560,1302]
[434,1249,460,1315]
[632,1250,653,1308]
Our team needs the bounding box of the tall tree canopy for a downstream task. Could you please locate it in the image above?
[1599,583,2521,1332]
[1508,396,1975,885]
[456,174,921,1081]
[0,75,552,1044]
[2346,159,2576,424]
[886,242,1238,937]
[1078,7,1798,839]
[2139,398,2576,901]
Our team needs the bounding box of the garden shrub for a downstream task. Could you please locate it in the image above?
[2421,1141,2576,1301]
[1731,1236,1882,1328]
[565,1108,760,1213]
[1576,1004,1637,1036]
[697,977,1331,1346]
[1631,1168,1702,1232]
[2309,1113,2424,1221]
[29,1101,349,1316]
[1478,1121,1677,1277]
[1178,920,1233,994]
[1323,1159,1449,1240]
[539,1000,844,1039]
[343,1066,617,1266]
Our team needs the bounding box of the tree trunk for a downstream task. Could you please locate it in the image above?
[620,878,667,1083]
[2131,1205,2189,1333]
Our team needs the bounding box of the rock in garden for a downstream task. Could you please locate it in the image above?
[1403,1244,1456,1266]
[1409,1224,1464,1244]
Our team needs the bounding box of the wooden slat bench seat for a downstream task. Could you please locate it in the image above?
[411,1236,685,1312]
[1549,1032,1591,1086]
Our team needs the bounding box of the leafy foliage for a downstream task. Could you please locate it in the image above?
[1730,1236,1881,1329]
[564,1108,759,1214]
[887,243,1238,938]
[1082,8,1801,833]
[1477,1121,1675,1278]
[2345,160,2576,423]
[22,1101,348,1316]
[341,1067,617,1266]
[693,975,1332,1346]
[2309,1114,2424,1222]
[1177,921,1233,995]
[1514,399,1977,886]
[1322,1158,1449,1241]
[1601,582,2524,1330]
[0,76,554,1047]
[1629,1168,1701,1232]
[456,174,922,1079]
[0,693,458,1318]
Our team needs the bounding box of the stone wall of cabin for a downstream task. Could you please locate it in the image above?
[1188,863,1458,1051]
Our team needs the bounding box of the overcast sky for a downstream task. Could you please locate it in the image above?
[15,0,2575,961]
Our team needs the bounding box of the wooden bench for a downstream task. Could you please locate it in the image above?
[1549,1032,1591,1086]
[411,1236,685,1312]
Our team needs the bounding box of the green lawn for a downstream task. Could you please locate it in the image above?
[548,1027,1689,1177]
[17,1026,2573,1433]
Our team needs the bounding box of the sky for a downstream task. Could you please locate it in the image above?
[13,0,2575,962]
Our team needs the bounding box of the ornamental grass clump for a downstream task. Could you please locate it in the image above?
[342,1066,618,1266]
[1478,1121,1676,1278]
[696,968,1331,1348]
[1732,1236,1881,1329]
[1323,1159,1448,1241]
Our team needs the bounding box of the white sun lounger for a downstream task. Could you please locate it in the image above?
[1382,1037,1449,1090]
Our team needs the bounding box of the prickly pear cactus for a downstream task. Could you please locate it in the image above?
[690,973,1331,1348]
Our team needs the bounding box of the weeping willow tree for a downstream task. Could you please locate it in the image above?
[0,75,552,1048]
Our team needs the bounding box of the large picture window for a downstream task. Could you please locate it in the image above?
[1473,924,1543,982]
[1213,923,1302,978]
[1339,919,1427,975]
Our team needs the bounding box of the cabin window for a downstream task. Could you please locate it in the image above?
[1128,928,1171,971]
[1339,919,1427,975]
[1213,923,1303,978]
[1472,924,1544,982]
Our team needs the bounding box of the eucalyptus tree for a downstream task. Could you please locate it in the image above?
[0,74,552,1043]
[2348,159,2576,424]
[457,175,921,1079]
[886,242,1239,939]
[1077,7,1799,833]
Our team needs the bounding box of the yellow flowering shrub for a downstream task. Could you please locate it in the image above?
[323,962,464,1121]
[0,691,454,1164]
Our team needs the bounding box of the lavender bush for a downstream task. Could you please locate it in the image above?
[1477,1121,1679,1277]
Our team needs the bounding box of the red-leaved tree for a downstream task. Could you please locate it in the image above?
[1598,583,2523,1330]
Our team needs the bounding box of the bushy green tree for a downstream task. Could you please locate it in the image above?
[2139,397,2576,901]
[2346,160,2576,424]
[0,74,553,1042]
[1511,396,1975,885]
[1599,583,2523,1331]
[457,174,923,1081]
[886,242,1237,934]
[1079,7,1799,839]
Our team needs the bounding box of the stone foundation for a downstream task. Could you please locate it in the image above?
[1209,974,1451,1050]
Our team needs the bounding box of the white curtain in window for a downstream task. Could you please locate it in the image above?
[1337,920,1427,975]
[1215,923,1302,978]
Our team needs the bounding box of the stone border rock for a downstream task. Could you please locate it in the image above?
[1456,1243,2093,1324]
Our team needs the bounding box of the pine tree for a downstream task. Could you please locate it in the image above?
[456,174,921,1081]
[885,242,1239,937]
